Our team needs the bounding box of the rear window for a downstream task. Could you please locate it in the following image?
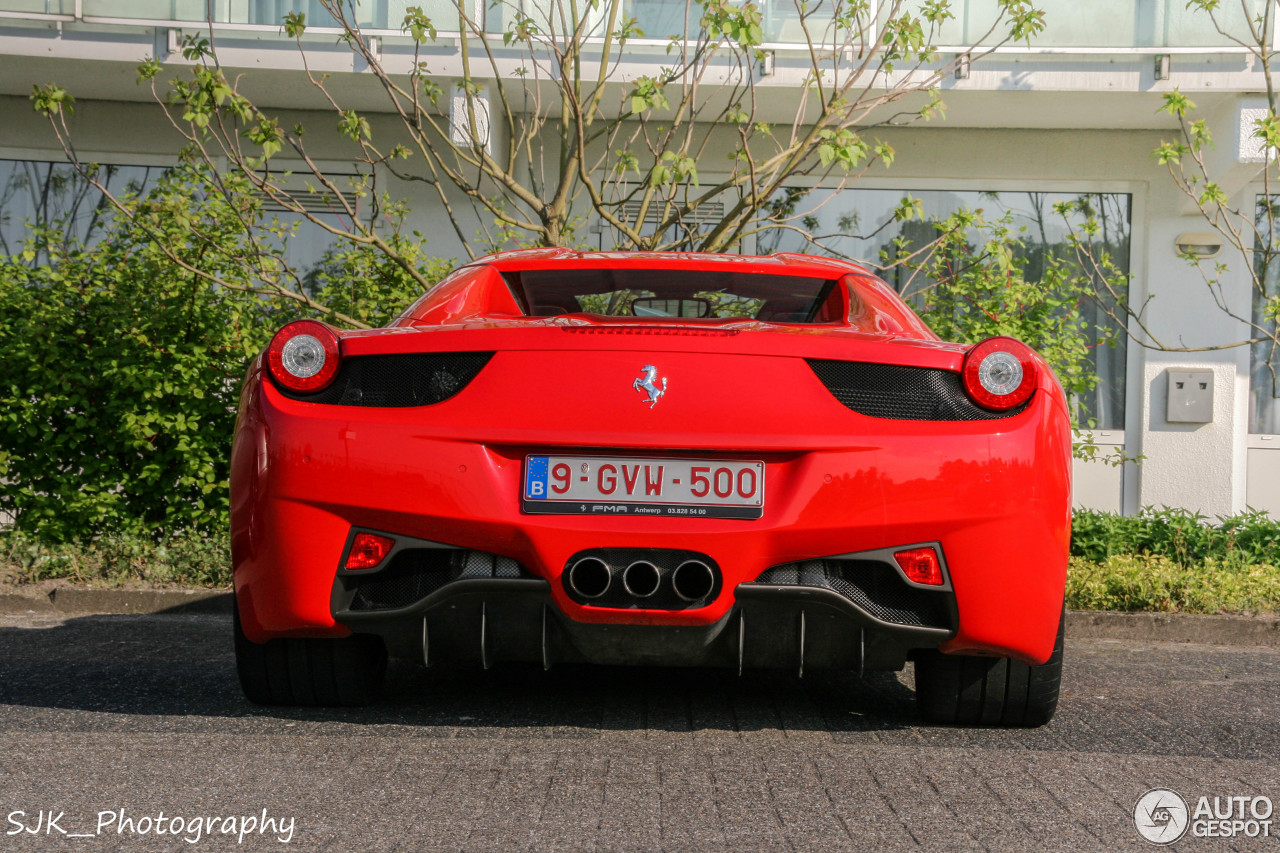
[509,268,839,323]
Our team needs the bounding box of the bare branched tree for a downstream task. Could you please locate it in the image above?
[33,0,1044,284]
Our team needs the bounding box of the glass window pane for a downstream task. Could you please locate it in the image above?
[80,1,212,22]
[79,0,412,27]
[1252,196,1280,435]
[757,187,1130,429]
[0,158,347,287]
[515,267,832,320]
[623,0,840,44]
[0,1,73,13]
[0,160,162,257]
[627,0,691,40]
[763,0,838,44]
[910,0,1266,48]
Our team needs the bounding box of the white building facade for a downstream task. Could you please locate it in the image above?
[1,0,1278,519]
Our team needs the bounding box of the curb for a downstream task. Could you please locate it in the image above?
[0,587,232,616]
[1,589,1277,647]
[1065,609,1280,648]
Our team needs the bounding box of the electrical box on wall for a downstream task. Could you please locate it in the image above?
[1166,369,1214,423]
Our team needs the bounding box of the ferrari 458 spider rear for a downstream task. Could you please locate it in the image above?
[230,250,1070,725]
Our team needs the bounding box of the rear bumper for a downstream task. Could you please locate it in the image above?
[334,577,947,673]
[232,356,1070,665]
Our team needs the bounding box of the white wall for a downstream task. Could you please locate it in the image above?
[2,91,1277,518]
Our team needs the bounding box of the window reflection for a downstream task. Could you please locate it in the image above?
[0,158,345,289]
[0,161,159,259]
[758,187,1131,430]
[1252,196,1280,435]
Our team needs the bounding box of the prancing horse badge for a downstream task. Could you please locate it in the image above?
[632,365,667,408]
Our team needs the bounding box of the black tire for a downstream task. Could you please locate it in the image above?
[233,599,386,707]
[914,606,1064,727]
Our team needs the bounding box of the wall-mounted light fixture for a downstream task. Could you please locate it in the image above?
[1174,232,1223,259]
[758,51,775,78]
[1155,54,1171,80]
[955,53,970,80]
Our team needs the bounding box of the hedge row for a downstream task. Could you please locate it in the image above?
[1070,507,1280,568]
[2,510,1277,617]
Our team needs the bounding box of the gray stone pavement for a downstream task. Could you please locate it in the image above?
[0,612,1277,851]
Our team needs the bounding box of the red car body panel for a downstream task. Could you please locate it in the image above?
[231,251,1071,666]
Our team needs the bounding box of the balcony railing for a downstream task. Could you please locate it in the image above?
[928,0,1268,49]
[0,0,1271,49]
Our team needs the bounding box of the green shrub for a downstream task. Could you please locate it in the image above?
[1066,554,1280,615]
[0,160,451,541]
[1,528,231,588]
[0,166,285,539]
[1071,507,1280,568]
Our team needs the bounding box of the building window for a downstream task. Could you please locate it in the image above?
[758,188,1131,430]
[1252,197,1280,435]
[0,160,161,258]
[0,158,346,282]
[927,0,1266,49]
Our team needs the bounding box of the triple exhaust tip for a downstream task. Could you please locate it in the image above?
[567,556,716,603]
[567,557,612,599]
[672,559,715,602]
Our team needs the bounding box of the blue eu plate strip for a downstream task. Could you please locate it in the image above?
[524,456,549,499]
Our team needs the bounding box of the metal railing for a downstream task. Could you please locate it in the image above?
[0,0,1270,50]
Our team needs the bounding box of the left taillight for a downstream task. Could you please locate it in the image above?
[267,320,341,393]
[960,336,1037,411]
[344,532,396,570]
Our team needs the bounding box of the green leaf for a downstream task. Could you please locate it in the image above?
[1159,89,1195,119]
[136,58,162,83]
[338,110,372,142]
[283,11,306,37]
[30,83,74,117]
[401,6,437,42]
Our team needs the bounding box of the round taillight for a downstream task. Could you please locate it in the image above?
[267,320,341,393]
[961,337,1037,411]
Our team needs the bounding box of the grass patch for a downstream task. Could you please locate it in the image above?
[1066,554,1280,615]
[0,529,231,588]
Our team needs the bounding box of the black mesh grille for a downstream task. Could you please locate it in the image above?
[349,548,529,611]
[807,359,1030,421]
[753,559,952,630]
[276,352,494,406]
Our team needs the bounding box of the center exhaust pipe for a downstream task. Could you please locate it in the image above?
[567,556,612,599]
[622,560,661,598]
[672,559,715,602]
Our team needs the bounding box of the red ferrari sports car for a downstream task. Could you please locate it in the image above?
[230,249,1070,726]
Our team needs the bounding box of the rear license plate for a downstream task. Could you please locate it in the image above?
[522,455,764,519]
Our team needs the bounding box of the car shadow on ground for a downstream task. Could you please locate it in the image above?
[0,612,923,734]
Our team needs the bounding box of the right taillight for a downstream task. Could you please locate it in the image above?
[961,336,1037,411]
[267,320,341,393]
[344,532,395,570]
[894,547,944,586]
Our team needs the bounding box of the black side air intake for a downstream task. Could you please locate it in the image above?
[347,549,530,611]
[274,352,494,406]
[752,560,954,631]
[807,359,1030,421]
